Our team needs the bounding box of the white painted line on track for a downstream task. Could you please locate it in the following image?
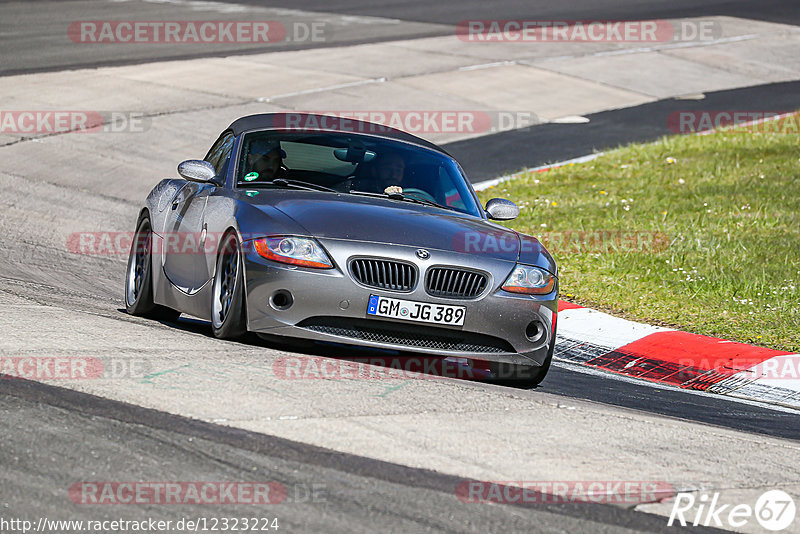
[258,77,387,102]
[472,110,798,191]
[473,153,602,191]
[535,34,761,63]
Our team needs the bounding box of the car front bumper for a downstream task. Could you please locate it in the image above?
[242,238,557,367]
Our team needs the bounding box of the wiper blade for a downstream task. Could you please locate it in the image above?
[395,194,450,210]
[349,190,453,211]
[239,179,337,192]
[271,178,338,193]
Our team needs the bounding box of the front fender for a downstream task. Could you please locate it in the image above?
[201,192,311,282]
[144,178,186,236]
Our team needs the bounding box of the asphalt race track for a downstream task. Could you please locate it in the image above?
[447,80,800,182]
[3,379,727,534]
[1,1,799,532]
[3,0,799,74]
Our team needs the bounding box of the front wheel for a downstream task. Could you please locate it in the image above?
[211,232,247,339]
[490,335,555,388]
[124,215,180,321]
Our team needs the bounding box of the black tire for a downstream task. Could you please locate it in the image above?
[211,232,247,339]
[527,336,555,387]
[125,215,181,322]
[491,334,555,388]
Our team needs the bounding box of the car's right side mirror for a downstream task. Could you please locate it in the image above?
[485,198,520,220]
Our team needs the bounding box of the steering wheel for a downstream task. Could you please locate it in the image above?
[401,187,438,204]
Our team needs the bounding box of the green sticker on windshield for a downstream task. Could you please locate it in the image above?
[244,172,259,181]
[245,190,260,197]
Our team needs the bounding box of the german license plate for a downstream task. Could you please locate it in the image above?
[366,295,465,326]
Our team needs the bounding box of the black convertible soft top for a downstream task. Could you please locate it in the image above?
[228,113,448,154]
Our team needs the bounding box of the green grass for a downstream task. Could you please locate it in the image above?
[478,116,800,352]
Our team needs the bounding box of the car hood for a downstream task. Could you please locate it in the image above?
[261,192,529,262]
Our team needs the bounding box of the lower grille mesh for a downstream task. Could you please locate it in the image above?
[298,317,513,354]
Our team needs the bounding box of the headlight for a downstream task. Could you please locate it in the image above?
[502,264,555,295]
[254,236,333,269]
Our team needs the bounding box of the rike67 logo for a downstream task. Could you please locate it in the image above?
[668,490,796,531]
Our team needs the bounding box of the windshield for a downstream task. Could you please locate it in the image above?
[236,131,482,217]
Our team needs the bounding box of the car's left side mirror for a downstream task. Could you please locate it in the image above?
[178,160,217,183]
[485,198,520,220]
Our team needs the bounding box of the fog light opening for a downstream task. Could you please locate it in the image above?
[270,290,294,311]
[525,320,547,344]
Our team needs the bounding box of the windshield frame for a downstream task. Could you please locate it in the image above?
[230,128,484,218]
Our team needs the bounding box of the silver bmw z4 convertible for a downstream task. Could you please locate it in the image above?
[125,113,558,386]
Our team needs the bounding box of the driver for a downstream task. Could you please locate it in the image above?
[370,152,441,204]
[370,151,406,193]
[245,139,287,182]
